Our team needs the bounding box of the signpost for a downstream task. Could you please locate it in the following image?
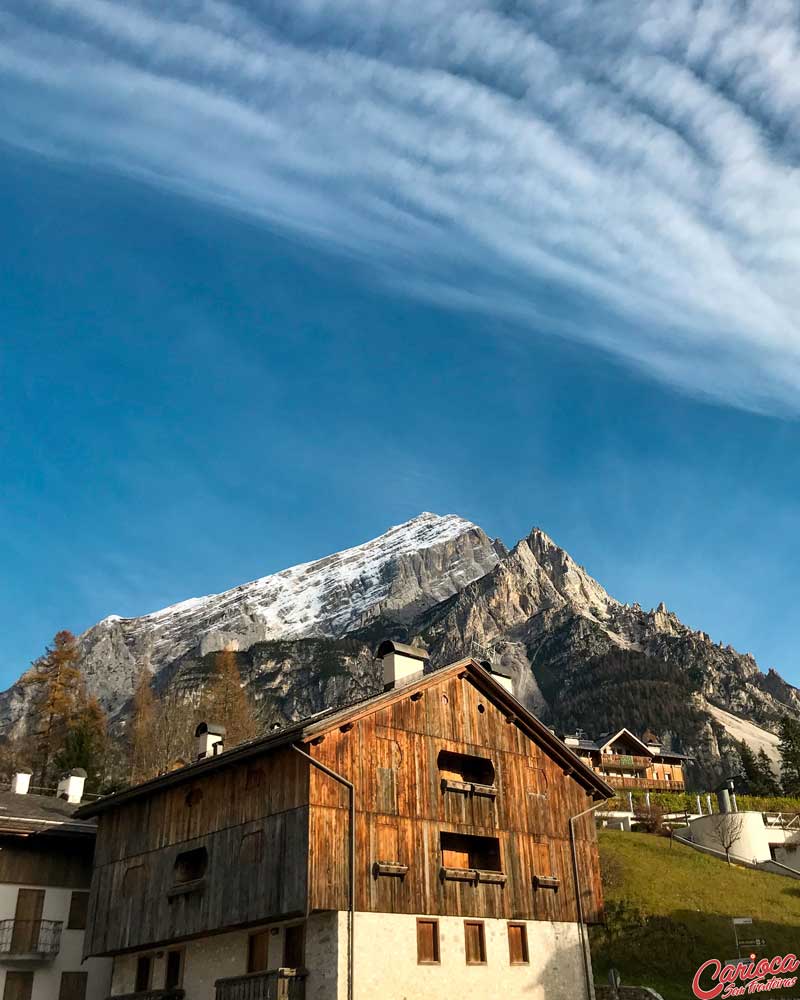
[731,918,766,960]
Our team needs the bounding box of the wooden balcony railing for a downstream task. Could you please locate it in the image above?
[0,919,62,959]
[215,969,305,1000]
[600,754,652,769]
[602,776,685,791]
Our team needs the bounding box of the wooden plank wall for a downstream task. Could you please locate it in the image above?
[307,673,604,923]
[85,747,310,956]
[0,837,94,889]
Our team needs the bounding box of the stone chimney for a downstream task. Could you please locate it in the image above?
[376,640,429,690]
[57,768,87,804]
[195,722,226,761]
[12,769,32,795]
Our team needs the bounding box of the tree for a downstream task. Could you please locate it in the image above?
[707,812,744,865]
[778,717,800,797]
[737,740,781,797]
[23,630,84,786]
[199,649,259,749]
[53,694,109,792]
[129,665,158,784]
[129,665,197,784]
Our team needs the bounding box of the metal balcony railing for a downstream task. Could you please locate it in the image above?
[0,919,62,959]
[215,969,306,1000]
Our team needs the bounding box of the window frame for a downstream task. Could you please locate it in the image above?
[507,922,529,965]
[173,846,208,886]
[247,930,271,974]
[135,956,153,993]
[416,918,441,966]
[464,920,487,966]
[283,923,305,969]
[164,948,185,990]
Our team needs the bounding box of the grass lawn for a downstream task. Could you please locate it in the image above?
[590,829,800,1000]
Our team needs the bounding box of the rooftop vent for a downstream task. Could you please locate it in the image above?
[195,722,226,761]
[57,768,87,804]
[12,769,32,795]
[376,640,429,691]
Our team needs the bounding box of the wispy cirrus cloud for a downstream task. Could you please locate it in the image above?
[2,0,800,411]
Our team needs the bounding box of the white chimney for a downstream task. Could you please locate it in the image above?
[195,722,226,760]
[377,640,429,690]
[479,659,514,695]
[12,770,32,795]
[57,768,87,804]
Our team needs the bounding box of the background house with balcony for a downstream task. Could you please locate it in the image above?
[563,729,689,792]
[77,645,613,1000]
[0,769,112,1000]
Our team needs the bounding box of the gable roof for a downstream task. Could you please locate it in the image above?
[0,789,97,837]
[598,728,655,757]
[77,659,613,818]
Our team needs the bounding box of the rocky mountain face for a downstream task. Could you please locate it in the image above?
[3,513,797,786]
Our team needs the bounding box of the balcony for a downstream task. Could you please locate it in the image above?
[603,776,685,791]
[0,920,62,961]
[600,754,652,769]
[215,969,305,1000]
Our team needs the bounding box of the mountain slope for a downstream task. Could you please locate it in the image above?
[2,514,797,786]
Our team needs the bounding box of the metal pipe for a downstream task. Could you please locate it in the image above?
[292,744,355,1000]
[570,799,606,1000]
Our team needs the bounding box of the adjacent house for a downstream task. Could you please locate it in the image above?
[563,728,689,792]
[0,770,112,1000]
[77,645,614,1000]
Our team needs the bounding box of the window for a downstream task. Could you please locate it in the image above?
[240,830,264,864]
[67,892,89,930]
[165,949,184,990]
[58,973,88,1000]
[437,750,495,786]
[440,832,501,871]
[174,847,208,884]
[507,923,529,965]
[2,972,33,1000]
[135,956,152,993]
[248,931,270,973]
[464,921,486,965]
[283,924,304,969]
[416,919,440,965]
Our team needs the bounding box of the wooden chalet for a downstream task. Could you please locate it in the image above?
[78,646,613,1000]
[563,728,689,792]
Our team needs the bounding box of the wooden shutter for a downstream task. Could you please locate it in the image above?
[507,923,529,964]
[58,972,87,1000]
[283,924,304,968]
[247,931,270,973]
[67,892,89,931]
[464,921,486,965]
[165,949,184,989]
[134,956,152,993]
[11,889,44,953]
[416,919,440,964]
[3,972,33,1000]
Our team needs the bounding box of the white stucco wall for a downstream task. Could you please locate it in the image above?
[689,812,772,862]
[0,883,112,1000]
[111,912,589,1000]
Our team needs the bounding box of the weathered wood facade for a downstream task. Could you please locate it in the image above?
[81,660,611,959]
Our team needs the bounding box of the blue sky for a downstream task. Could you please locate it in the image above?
[2,1,800,687]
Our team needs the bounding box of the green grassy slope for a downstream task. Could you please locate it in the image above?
[590,830,800,1000]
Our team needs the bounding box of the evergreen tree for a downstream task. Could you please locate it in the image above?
[200,648,259,748]
[757,747,781,796]
[23,630,84,786]
[53,694,109,792]
[778,716,800,797]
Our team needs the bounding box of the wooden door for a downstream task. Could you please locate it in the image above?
[11,889,44,953]
[3,972,34,1000]
[58,973,87,1000]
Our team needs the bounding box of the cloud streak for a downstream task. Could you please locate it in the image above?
[2,0,800,411]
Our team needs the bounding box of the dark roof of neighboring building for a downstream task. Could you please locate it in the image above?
[0,789,97,837]
[375,640,430,662]
[78,659,615,819]
[565,730,692,761]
